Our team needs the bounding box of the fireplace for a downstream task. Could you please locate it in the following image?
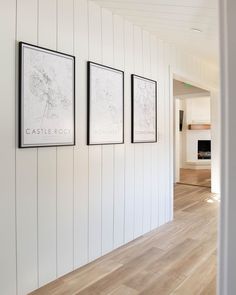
[198,140,211,160]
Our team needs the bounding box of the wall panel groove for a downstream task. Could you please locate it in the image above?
[88,1,102,261]
[37,0,57,287]
[101,8,114,255]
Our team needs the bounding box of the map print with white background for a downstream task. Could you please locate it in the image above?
[89,64,123,144]
[22,44,74,146]
[133,76,156,142]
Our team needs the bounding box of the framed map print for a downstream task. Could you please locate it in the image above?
[19,42,75,148]
[88,62,124,145]
[131,74,157,143]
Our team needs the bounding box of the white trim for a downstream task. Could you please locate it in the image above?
[169,65,174,220]
[170,66,219,193]
[219,0,228,293]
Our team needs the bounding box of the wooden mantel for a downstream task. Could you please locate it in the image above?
[188,124,211,130]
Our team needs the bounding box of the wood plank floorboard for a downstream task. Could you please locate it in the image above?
[30,184,218,295]
[178,168,211,188]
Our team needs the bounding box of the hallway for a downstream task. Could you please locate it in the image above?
[31,184,218,295]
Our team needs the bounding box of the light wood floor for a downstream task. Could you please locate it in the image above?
[30,184,218,295]
[179,168,211,188]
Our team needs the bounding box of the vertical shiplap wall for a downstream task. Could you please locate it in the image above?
[0,1,16,295]
[37,0,57,286]
[74,0,89,269]
[16,1,38,294]
[101,8,114,256]
[0,0,219,294]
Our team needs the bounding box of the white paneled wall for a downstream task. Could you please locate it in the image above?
[0,0,218,294]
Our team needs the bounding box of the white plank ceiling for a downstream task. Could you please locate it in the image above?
[91,0,219,64]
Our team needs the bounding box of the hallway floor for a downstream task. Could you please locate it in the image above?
[179,168,211,188]
[31,184,218,295]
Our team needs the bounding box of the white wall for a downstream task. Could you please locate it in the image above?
[0,0,219,294]
[175,99,186,182]
[186,97,211,124]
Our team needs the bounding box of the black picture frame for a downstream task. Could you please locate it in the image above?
[131,74,157,143]
[19,41,76,148]
[87,61,124,145]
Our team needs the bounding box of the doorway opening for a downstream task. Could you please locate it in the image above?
[170,75,219,293]
[173,79,211,188]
